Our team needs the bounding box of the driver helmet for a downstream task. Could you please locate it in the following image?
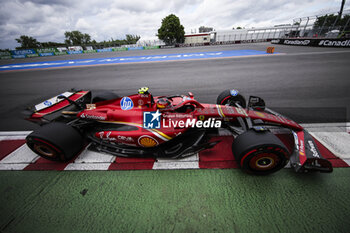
[156,98,171,109]
[138,87,150,94]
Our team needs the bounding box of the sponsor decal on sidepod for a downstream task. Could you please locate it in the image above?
[80,113,106,120]
[120,97,134,110]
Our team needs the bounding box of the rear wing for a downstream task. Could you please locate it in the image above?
[24,90,91,124]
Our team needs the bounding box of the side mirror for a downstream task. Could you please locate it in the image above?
[248,96,265,111]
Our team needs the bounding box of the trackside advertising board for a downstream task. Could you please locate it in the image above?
[144,46,160,50]
[11,49,37,58]
[0,51,11,59]
[37,48,57,56]
[97,48,113,52]
[128,47,144,50]
[271,38,350,48]
[113,47,128,51]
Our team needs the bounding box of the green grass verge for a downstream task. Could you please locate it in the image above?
[1,169,350,233]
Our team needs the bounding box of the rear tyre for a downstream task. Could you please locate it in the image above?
[217,89,246,108]
[232,129,289,175]
[92,91,120,103]
[26,122,84,162]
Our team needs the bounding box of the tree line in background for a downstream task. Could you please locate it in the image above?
[14,32,141,50]
[9,11,350,51]
[13,13,186,50]
[313,14,350,30]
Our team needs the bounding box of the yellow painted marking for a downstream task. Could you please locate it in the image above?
[217,105,225,117]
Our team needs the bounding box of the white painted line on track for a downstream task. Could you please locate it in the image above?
[153,153,199,169]
[280,50,350,57]
[0,131,32,136]
[0,136,27,141]
[0,163,31,170]
[343,159,350,166]
[308,131,350,160]
[0,144,38,164]
[152,161,199,170]
[0,131,31,141]
[301,122,348,131]
[64,163,112,170]
[156,153,199,163]
[73,146,115,163]
[301,122,350,160]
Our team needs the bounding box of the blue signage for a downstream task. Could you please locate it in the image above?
[67,51,83,54]
[97,48,113,52]
[11,49,36,55]
[128,47,144,50]
[39,52,55,57]
[11,55,26,59]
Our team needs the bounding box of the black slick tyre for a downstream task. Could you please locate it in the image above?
[216,89,246,108]
[232,129,289,175]
[92,91,120,103]
[26,122,84,162]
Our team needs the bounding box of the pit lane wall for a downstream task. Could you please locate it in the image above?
[271,38,350,48]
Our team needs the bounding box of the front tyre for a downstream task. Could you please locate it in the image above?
[26,122,84,162]
[232,129,289,175]
[216,89,246,108]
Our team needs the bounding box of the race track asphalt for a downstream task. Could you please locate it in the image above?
[0,42,349,130]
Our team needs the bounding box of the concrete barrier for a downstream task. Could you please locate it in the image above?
[271,38,350,48]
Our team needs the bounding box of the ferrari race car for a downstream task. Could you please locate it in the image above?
[24,87,333,175]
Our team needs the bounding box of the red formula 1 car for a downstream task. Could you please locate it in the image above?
[24,87,333,175]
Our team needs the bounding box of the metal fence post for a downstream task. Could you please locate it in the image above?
[303,17,309,37]
[330,14,340,32]
[294,18,301,37]
[318,15,328,36]
[340,16,350,37]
